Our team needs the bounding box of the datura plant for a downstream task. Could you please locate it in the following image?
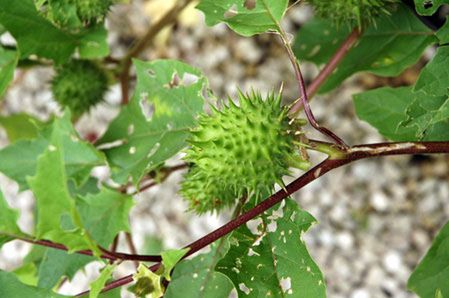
[1,0,449,297]
[181,91,310,213]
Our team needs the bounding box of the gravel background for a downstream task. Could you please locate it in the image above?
[1,1,449,297]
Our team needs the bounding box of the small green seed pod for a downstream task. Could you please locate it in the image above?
[180,91,310,214]
[74,0,114,24]
[51,59,109,117]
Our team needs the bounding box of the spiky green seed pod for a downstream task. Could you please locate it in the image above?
[180,91,310,214]
[51,60,109,116]
[74,0,113,24]
[307,0,399,28]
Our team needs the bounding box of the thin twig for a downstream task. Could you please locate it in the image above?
[289,28,362,114]
[277,26,349,148]
[120,0,193,104]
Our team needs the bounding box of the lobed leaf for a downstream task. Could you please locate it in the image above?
[76,187,134,248]
[165,240,235,298]
[354,45,449,141]
[196,0,288,36]
[89,264,117,298]
[98,59,207,184]
[27,113,99,253]
[217,199,326,297]
[0,113,44,142]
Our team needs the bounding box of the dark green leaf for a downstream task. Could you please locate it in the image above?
[413,0,449,16]
[197,0,288,36]
[0,46,18,98]
[408,220,449,297]
[294,5,435,93]
[217,199,326,297]
[0,113,44,142]
[37,249,94,290]
[98,59,207,184]
[0,270,67,298]
[353,87,417,141]
[76,187,134,247]
[0,0,77,63]
[166,240,235,298]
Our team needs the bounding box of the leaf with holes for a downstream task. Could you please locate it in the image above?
[414,0,449,16]
[98,59,207,184]
[165,240,235,298]
[294,4,435,94]
[216,199,326,297]
[196,0,288,36]
[408,220,449,297]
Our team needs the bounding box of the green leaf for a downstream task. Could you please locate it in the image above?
[353,87,417,141]
[196,0,288,36]
[78,24,110,59]
[414,0,449,15]
[0,0,77,63]
[400,92,449,141]
[129,264,164,298]
[89,264,117,298]
[0,113,44,142]
[408,220,449,297]
[0,270,67,298]
[27,115,98,253]
[217,199,326,298]
[0,46,18,98]
[46,0,82,30]
[414,46,449,97]
[0,188,24,247]
[37,249,94,290]
[294,5,435,93]
[76,187,134,247]
[161,248,189,281]
[98,59,207,184]
[0,111,105,190]
[166,240,235,298]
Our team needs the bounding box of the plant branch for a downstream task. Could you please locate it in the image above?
[119,0,193,104]
[89,141,449,295]
[289,28,362,114]
[276,24,348,148]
